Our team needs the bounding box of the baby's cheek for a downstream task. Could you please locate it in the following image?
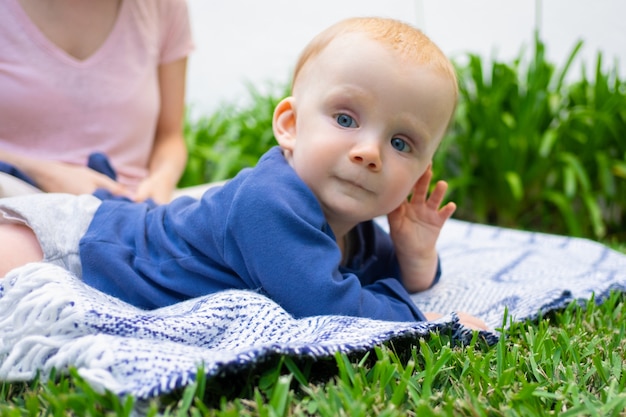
[386,193,408,213]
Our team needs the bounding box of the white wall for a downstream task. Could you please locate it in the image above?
[185,0,626,118]
[420,0,626,75]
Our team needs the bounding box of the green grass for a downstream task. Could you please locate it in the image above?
[2,291,626,415]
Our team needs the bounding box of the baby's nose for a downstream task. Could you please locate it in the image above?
[349,141,382,171]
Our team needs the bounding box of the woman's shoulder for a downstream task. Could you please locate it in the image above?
[130,0,189,13]
[126,0,191,34]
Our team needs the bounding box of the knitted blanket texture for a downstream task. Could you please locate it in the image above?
[1,219,625,398]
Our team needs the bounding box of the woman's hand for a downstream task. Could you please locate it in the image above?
[30,159,131,197]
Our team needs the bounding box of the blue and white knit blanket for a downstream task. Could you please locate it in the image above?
[0,219,625,398]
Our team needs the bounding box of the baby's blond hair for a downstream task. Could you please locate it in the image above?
[292,17,457,99]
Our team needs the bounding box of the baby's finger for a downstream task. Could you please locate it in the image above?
[438,201,457,220]
[425,180,449,209]
[411,167,433,201]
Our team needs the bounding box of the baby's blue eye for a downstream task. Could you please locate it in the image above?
[336,114,356,128]
[391,137,411,153]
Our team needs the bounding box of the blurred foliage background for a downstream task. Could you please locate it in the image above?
[180,37,625,243]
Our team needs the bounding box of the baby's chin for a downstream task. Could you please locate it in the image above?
[322,201,384,226]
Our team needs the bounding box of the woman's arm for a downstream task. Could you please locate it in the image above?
[0,148,129,196]
[133,57,189,204]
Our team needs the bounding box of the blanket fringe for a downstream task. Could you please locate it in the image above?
[0,263,90,381]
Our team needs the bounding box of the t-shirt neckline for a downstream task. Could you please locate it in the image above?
[8,0,127,68]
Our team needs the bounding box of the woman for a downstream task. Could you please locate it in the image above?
[0,0,193,203]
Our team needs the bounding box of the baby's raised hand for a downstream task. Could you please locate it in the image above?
[387,166,456,292]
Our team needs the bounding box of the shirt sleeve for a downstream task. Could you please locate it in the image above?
[159,0,194,64]
[352,221,442,290]
[222,172,426,322]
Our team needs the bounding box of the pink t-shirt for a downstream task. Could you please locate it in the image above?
[0,0,194,188]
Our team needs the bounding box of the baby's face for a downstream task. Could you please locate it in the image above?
[283,33,456,231]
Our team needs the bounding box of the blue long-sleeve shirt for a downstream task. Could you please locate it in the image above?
[80,147,435,321]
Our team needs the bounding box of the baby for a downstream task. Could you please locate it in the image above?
[0,17,485,329]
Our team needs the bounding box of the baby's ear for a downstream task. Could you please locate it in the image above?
[273,97,297,150]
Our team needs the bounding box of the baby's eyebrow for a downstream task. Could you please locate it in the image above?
[326,84,371,104]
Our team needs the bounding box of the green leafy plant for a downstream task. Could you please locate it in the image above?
[179,83,288,187]
[435,34,626,240]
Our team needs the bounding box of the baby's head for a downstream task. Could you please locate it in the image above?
[291,17,457,104]
[273,17,458,232]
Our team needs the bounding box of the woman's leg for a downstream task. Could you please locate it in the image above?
[0,223,43,277]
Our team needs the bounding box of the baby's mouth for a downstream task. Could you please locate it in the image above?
[336,176,372,194]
